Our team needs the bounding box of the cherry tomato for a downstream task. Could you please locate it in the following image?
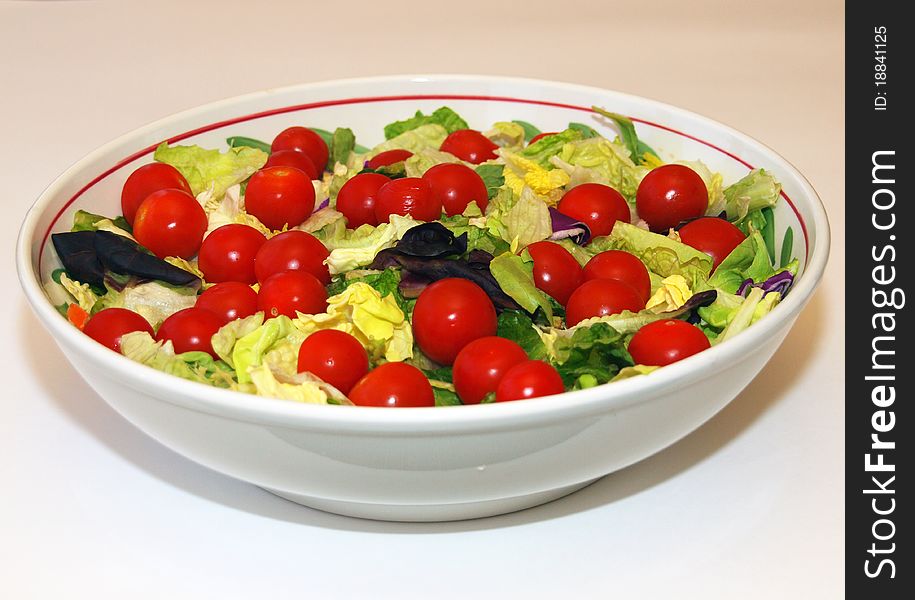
[440,129,498,164]
[120,163,192,226]
[495,360,565,402]
[526,241,584,306]
[257,271,327,318]
[297,329,369,394]
[628,319,711,366]
[677,217,746,270]
[254,230,330,285]
[263,150,319,180]
[422,163,489,215]
[133,188,207,259]
[366,149,413,170]
[82,308,153,353]
[197,224,267,284]
[348,362,435,408]
[412,278,497,365]
[636,164,708,232]
[195,282,258,325]
[558,183,631,238]
[155,307,223,359]
[373,177,441,223]
[565,279,645,326]
[336,172,389,229]
[271,126,328,172]
[452,337,528,404]
[582,250,652,303]
[528,131,558,145]
[245,166,315,230]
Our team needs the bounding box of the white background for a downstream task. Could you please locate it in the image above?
[1,1,844,597]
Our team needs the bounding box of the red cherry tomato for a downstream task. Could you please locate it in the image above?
[636,165,708,232]
[440,129,498,164]
[452,337,529,404]
[263,150,319,180]
[120,163,193,227]
[526,241,584,306]
[133,188,207,259]
[582,250,652,303]
[245,166,315,231]
[257,271,327,319]
[336,172,389,229]
[677,217,746,270]
[412,278,498,365]
[422,163,489,215]
[558,183,631,238]
[565,279,645,326]
[297,329,369,394]
[348,362,435,407]
[366,149,413,170]
[195,282,258,325]
[495,360,565,402]
[628,319,711,366]
[373,177,441,223]
[271,126,328,172]
[528,131,558,145]
[197,224,267,284]
[155,307,223,359]
[82,308,153,353]
[254,230,330,285]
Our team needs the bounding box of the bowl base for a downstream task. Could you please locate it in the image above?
[262,478,599,522]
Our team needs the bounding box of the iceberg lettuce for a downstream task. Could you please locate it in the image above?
[153,142,267,199]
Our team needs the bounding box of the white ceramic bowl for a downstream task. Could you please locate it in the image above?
[16,75,829,521]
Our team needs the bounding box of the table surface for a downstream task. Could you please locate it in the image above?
[0,1,844,597]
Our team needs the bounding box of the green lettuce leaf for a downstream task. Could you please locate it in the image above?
[549,321,633,388]
[326,268,413,315]
[489,253,553,320]
[92,280,197,328]
[232,316,304,385]
[329,127,356,169]
[402,148,462,177]
[383,107,468,140]
[502,188,553,248]
[714,288,779,344]
[496,311,547,359]
[723,169,782,222]
[698,287,781,334]
[594,221,714,289]
[153,142,268,198]
[512,120,541,142]
[120,332,235,388]
[554,137,648,200]
[519,128,582,167]
[474,164,505,199]
[485,122,526,149]
[211,312,265,367]
[72,210,133,236]
[369,123,449,156]
[707,231,775,293]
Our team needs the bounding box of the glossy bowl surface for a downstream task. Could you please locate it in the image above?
[16,75,829,521]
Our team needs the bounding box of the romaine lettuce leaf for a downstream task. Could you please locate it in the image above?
[519,128,582,167]
[554,137,648,201]
[502,188,553,249]
[232,315,304,384]
[485,122,526,149]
